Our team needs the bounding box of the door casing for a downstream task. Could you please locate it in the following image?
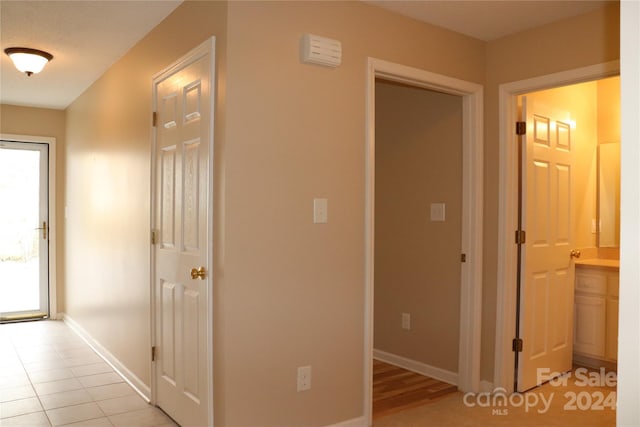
[364,58,484,424]
[0,133,57,320]
[494,61,620,393]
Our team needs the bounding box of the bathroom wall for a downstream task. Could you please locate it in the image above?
[597,77,621,144]
[374,80,463,373]
[597,76,621,249]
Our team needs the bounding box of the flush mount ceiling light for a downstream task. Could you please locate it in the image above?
[4,47,53,76]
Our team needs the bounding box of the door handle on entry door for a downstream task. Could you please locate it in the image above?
[34,221,47,240]
[190,267,207,280]
[570,249,581,259]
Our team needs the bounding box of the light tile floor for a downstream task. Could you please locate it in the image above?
[0,320,177,426]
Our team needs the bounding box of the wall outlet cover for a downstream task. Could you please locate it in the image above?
[430,203,446,222]
[402,313,411,330]
[297,366,312,391]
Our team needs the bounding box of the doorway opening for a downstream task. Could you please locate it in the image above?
[515,77,620,392]
[494,61,620,393]
[0,135,57,322]
[372,78,464,416]
[364,58,483,424]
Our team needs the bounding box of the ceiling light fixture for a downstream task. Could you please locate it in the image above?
[4,47,53,76]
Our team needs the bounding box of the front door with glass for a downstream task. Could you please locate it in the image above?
[0,140,49,321]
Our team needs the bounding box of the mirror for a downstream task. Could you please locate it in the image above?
[598,142,620,247]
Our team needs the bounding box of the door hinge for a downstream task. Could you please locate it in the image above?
[152,112,157,127]
[461,253,467,263]
[516,121,526,135]
[512,338,523,352]
[151,346,156,362]
[151,230,158,245]
[515,230,526,244]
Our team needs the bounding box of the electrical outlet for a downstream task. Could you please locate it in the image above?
[402,313,411,330]
[297,366,311,391]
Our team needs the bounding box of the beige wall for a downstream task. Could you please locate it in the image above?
[373,80,462,372]
[62,0,484,425]
[218,2,483,425]
[0,104,66,313]
[64,0,227,388]
[59,0,621,424]
[597,76,621,247]
[482,3,620,381]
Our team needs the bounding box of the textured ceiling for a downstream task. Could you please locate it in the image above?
[365,1,614,41]
[1,1,182,110]
[0,1,614,110]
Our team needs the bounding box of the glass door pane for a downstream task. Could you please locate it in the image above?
[0,141,49,321]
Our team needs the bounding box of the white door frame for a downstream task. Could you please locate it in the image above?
[493,60,620,393]
[0,133,57,319]
[364,58,484,423]
[149,38,216,426]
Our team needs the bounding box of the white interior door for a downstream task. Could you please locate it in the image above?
[152,39,214,427]
[518,96,575,392]
[0,141,49,321]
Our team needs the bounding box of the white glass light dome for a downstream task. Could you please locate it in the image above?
[4,47,53,76]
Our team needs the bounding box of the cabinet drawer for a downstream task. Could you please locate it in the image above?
[575,271,607,295]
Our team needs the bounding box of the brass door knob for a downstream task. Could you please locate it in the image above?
[190,267,207,280]
[570,249,581,259]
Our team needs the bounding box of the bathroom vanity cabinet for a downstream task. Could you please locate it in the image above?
[573,261,619,366]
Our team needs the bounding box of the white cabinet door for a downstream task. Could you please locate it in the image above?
[574,295,606,357]
[605,297,619,360]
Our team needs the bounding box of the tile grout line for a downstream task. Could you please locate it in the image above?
[10,331,52,426]
[38,338,114,427]
[2,323,112,426]
[1,321,170,427]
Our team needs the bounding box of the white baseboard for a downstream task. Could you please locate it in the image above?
[324,416,367,427]
[61,313,151,401]
[573,353,617,372]
[480,380,494,393]
[373,349,458,386]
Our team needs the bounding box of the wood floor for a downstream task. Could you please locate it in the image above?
[373,359,458,419]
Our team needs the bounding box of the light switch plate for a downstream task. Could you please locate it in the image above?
[430,203,446,222]
[313,198,328,224]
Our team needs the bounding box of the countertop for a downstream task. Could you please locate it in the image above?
[575,258,620,269]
